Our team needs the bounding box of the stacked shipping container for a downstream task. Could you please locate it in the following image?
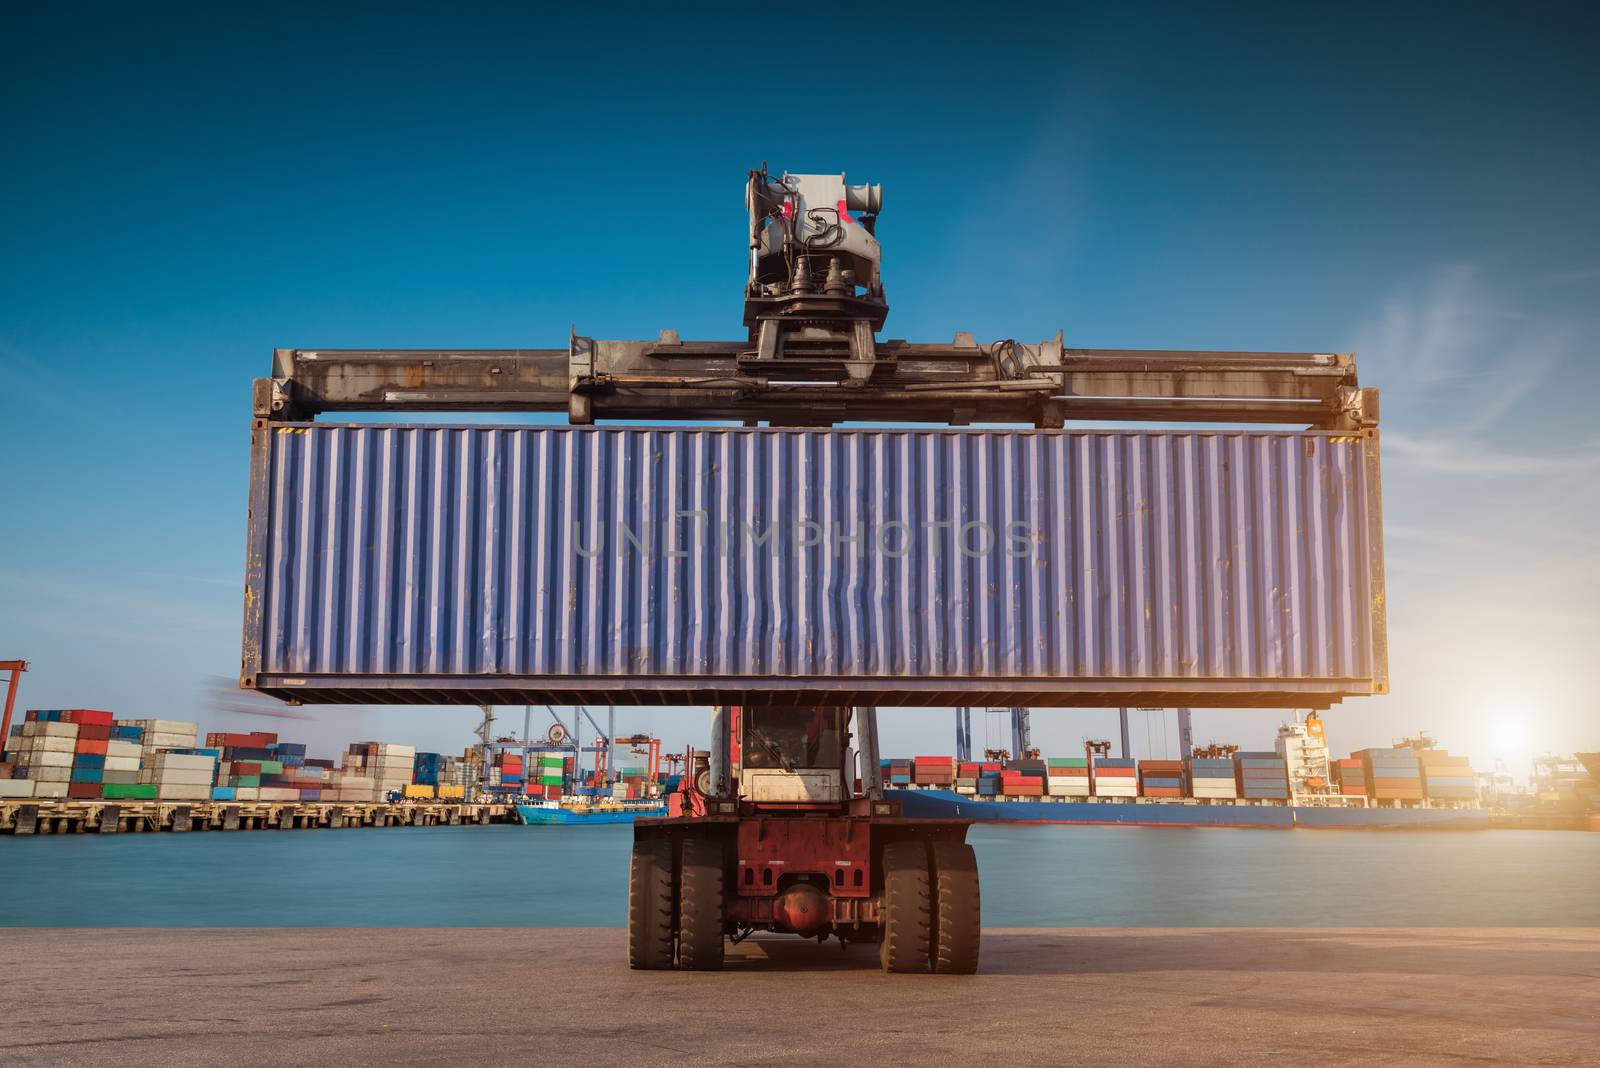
[1093,758,1138,798]
[1047,758,1091,796]
[1138,759,1186,798]
[1417,750,1475,801]
[1331,758,1367,797]
[1188,759,1239,800]
[1235,752,1290,800]
[912,756,955,787]
[1356,748,1423,802]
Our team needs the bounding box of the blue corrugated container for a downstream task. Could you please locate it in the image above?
[243,425,1387,709]
[211,786,236,801]
[70,767,103,783]
[73,753,106,769]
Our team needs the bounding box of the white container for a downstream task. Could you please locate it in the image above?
[375,744,416,758]
[155,769,214,786]
[106,740,141,759]
[30,750,74,768]
[31,766,72,782]
[233,787,260,800]
[158,784,212,801]
[0,779,36,798]
[258,787,299,801]
[335,776,376,790]
[154,753,215,771]
[103,756,141,772]
[33,781,68,798]
[35,736,77,755]
[39,722,80,739]
[144,732,198,747]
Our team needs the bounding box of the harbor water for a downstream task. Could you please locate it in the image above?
[4,825,1597,927]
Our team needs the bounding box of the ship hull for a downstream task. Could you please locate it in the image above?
[515,804,666,826]
[887,789,1488,830]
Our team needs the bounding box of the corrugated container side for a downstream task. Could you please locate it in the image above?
[243,424,1386,707]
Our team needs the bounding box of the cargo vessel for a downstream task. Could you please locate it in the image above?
[888,789,1486,829]
[515,800,666,825]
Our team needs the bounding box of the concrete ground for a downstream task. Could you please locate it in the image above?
[0,928,1595,1066]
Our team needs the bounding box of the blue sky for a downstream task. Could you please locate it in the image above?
[2,2,1596,776]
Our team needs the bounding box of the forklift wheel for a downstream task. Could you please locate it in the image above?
[677,835,726,971]
[628,836,675,970]
[930,839,981,974]
[880,840,932,973]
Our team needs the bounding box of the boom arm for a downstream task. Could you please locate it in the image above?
[255,335,1376,429]
[253,168,1376,431]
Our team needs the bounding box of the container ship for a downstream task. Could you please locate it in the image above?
[880,715,1490,830]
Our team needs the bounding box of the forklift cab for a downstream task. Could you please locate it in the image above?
[714,706,877,805]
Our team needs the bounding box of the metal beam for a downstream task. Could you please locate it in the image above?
[256,338,1375,430]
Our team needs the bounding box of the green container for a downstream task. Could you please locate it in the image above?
[102,784,158,800]
[231,775,261,787]
[1047,758,1089,768]
[257,761,284,774]
[537,775,563,786]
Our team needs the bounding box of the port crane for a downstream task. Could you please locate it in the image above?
[0,660,27,749]
[252,167,1377,974]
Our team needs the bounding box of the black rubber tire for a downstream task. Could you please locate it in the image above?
[930,839,981,974]
[677,835,726,971]
[628,836,675,970]
[880,839,932,973]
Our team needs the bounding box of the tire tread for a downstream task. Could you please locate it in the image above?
[880,839,932,973]
[930,839,981,974]
[678,835,726,971]
[628,836,675,970]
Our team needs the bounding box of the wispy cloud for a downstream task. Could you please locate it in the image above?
[1354,263,1588,468]
[1384,430,1600,475]
[1521,266,1600,289]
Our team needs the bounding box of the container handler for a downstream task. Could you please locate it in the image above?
[630,705,979,973]
[246,167,1381,976]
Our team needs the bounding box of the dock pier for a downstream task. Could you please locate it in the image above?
[1,800,518,835]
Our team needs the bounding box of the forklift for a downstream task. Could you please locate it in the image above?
[248,167,1377,973]
[630,705,979,973]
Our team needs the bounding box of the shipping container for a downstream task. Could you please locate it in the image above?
[242,424,1386,707]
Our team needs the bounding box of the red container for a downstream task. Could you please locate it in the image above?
[913,755,955,766]
[547,784,562,799]
[233,761,262,775]
[75,738,109,756]
[65,710,114,727]
[208,731,279,748]
[980,763,1002,772]
[1095,767,1136,777]
[76,723,112,742]
[68,782,101,799]
[1007,783,1044,796]
[1143,786,1183,797]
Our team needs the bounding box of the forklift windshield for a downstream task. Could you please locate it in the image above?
[743,708,844,771]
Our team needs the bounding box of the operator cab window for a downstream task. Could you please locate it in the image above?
[743,708,843,771]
